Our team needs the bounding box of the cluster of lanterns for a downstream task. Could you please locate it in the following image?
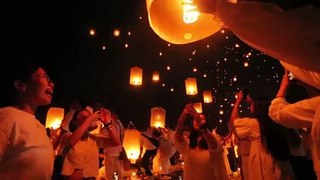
[130,66,214,104]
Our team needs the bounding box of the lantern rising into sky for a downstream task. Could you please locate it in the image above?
[193,102,202,113]
[150,107,166,128]
[123,129,141,163]
[129,66,143,85]
[152,71,160,81]
[145,0,223,44]
[46,107,65,129]
[185,77,198,95]
[203,90,213,103]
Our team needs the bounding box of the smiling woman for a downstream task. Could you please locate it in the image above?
[0,60,55,180]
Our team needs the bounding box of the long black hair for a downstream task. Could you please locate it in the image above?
[254,97,290,161]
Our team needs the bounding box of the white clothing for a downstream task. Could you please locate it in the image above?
[0,107,54,180]
[157,136,176,174]
[174,132,229,180]
[61,134,99,178]
[269,97,320,175]
[140,132,157,150]
[233,117,295,180]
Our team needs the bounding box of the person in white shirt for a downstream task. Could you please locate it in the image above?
[174,104,229,180]
[269,69,320,178]
[60,107,103,179]
[0,61,55,180]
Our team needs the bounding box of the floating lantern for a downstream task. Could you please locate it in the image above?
[193,102,202,113]
[123,129,141,163]
[129,66,143,85]
[185,77,198,95]
[152,71,160,81]
[46,107,65,129]
[146,0,223,44]
[150,107,166,128]
[203,90,213,103]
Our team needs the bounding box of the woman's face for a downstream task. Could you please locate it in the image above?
[24,67,54,106]
[193,114,206,131]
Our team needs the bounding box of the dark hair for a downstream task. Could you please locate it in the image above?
[189,128,209,150]
[1,60,45,107]
[254,97,290,161]
[68,109,82,132]
[286,83,309,103]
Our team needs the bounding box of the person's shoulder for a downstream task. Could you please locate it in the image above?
[0,106,20,123]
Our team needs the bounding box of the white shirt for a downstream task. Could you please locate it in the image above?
[140,132,157,150]
[61,135,99,177]
[0,107,54,180]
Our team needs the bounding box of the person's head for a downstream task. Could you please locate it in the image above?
[189,113,210,150]
[9,62,54,109]
[69,108,92,137]
[192,113,206,131]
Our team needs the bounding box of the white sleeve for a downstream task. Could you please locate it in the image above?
[269,97,320,128]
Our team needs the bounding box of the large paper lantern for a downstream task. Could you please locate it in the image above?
[129,66,143,85]
[123,129,141,163]
[185,77,198,95]
[152,71,160,82]
[194,102,202,113]
[46,107,65,129]
[150,107,166,128]
[146,0,223,44]
[203,90,213,103]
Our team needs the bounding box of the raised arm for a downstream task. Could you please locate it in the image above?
[100,108,121,146]
[67,111,99,147]
[175,104,193,142]
[276,69,290,98]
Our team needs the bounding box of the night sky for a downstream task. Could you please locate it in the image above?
[1,0,284,133]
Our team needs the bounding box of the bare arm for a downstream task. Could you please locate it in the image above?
[276,69,290,98]
[202,129,218,150]
[175,104,193,142]
[67,111,99,147]
[229,91,243,130]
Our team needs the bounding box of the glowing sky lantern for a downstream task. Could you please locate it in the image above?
[203,90,213,103]
[123,129,141,163]
[129,66,143,85]
[152,71,160,81]
[193,102,202,113]
[113,29,120,37]
[150,107,166,128]
[146,0,223,44]
[46,107,65,129]
[185,77,198,95]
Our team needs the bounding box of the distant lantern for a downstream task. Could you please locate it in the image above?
[89,29,95,36]
[130,66,143,85]
[185,77,198,95]
[123,129,141,163]
[152,71,160,81]
[46,107,65,129]
[194,102,202,113]
[150,107,166,128]
[114,29,120,37]
[203,90,213,103]
[145,0,223,44]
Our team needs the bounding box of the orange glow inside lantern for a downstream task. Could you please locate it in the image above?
[123,129,141,163]
[203,90,213,103]
[146,0,223,44]
[46,107,65,129]
[194,102,202,113]
[130,66,143,85]
[185,77,198,95]
[152,71,160,81]
[150,107,166,128]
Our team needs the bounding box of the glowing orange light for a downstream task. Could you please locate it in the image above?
[129,66,143,86]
